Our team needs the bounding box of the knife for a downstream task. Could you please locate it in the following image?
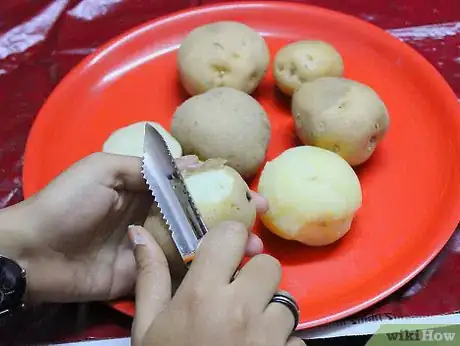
[142,123,208,264]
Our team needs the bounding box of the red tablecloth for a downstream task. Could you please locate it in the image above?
[0,0,459,344]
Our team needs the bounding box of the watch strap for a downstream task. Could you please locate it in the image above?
[0,255,26,316]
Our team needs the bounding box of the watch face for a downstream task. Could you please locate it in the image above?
[0,256,26,311]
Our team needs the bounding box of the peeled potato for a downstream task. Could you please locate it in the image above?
[171,87,271,179]
[178,21,270,95]
[183,159,256,230]
[147,159,257,232]
[102,121,182,158]
[274,40,344,96]
[143,159,256,285]
[292,77,390,166]
[258,146,362,246]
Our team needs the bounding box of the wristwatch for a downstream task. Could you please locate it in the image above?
[0,255,26,317]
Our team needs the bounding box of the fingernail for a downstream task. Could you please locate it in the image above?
[128,225,146,246]
[187,163,202,169]
[183,155,199,161]
[246,234,264,256]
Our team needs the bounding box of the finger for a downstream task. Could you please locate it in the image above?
[286,337,306,346]
[231,254,282,311]
[182,221,248,287]
[245,233,264,257]
[263,300,297,343]
[102,153,201,192]
[176,155,199,170]
[103,153,200,191]
[143,210,188,292]
[250,191,269,214]
[129,226,171,343]
[88,153,147,192]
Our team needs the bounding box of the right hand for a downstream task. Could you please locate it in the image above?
[129,221,305,346]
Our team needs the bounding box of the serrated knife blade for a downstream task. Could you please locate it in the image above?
[142,123,208,264]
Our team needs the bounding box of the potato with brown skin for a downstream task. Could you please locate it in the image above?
[274,40,344,96]
[292,77,390,166]
[171,87,271,179]
[178,21,270,95]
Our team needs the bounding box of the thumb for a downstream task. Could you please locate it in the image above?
[129,225,171,344]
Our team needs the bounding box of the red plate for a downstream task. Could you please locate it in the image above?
[22,1,460,329]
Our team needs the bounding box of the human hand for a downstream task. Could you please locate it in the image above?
[0,153,267,303]
[130,222,305,346]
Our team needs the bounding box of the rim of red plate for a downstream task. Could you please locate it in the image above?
[22,1,460,330]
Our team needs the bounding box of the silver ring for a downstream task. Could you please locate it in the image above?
[270,291,300,331]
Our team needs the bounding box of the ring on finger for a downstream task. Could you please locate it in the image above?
[270,290,300,331]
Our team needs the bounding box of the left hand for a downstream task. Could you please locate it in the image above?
[130,222,304,346]
[0,152,267,303]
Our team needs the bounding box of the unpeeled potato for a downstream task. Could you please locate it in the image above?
[171,87,271,179]
[178,21,270,95]
[258,146,362,246]
[292,77,390,166]
[274,40,344,96]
